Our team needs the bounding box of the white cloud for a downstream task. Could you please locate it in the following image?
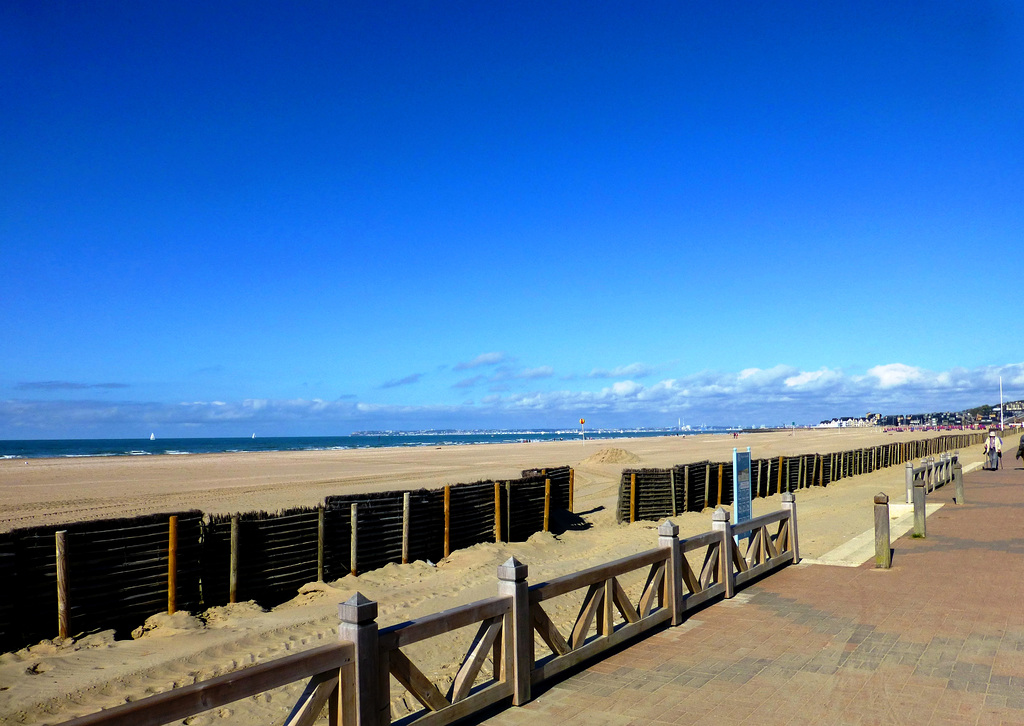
[610,380,643,396]
[867,363,925,388]
[589,363,656,379]
[454,352,508,370]
[4,361,1024,437]
[784,368,842,389]
[517,366,554,379]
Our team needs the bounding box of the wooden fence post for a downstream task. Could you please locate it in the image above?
[229,515,239,604]
[704,464,711,509]
[658,520,682,626]
[402,493,411,564]
[339,593,382,726]
[781,492,799,563]
[629,473,637,523]
[168,515,178,614]
[317,506,325,582]
[710,509,734,599]
[683,465,690,512]
[543,479,551,532]
[56,530,69,639]
[777,456,784,493]
[443,485,451,558]
[716,464,723,505]
[350,503,358,577]
[874,493,891,569]
[497,557,530,706]
[669,470,677,517]
[493,483,502,543]
[568,468,574,513]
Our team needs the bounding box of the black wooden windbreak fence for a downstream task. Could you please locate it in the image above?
[0,466,572,655]
[616,432,992,523]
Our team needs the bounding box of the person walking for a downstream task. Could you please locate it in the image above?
[984,431,1003,470]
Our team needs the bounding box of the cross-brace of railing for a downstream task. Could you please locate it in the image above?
[341,493,799,726]
[904,452,959,503]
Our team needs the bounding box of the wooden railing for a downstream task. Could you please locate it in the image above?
[62,495,800,726]
[378,596,513,726]
[730,507,798,589]
[905,452,957,503]
[527,543,671,686]
[60,641,355,726]
[341,493,799,726]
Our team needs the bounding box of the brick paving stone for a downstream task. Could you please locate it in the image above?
[476,461,1024,726]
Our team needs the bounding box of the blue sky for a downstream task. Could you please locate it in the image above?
[3,2,1023,438]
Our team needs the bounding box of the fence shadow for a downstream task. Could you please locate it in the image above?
[548,508,594,534]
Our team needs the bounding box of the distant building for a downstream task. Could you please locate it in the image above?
[817,417,872,428]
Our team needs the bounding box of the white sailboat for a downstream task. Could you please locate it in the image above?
[149,433,155,441]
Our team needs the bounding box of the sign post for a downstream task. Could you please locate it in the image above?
[580,418,586,442]
[732,447,752,540]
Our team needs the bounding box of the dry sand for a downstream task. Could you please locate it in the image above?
[0,428,995,725]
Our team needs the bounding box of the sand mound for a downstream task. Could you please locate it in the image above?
[582,447,642,465]
[132,611,203,639]
[202,601,267,628]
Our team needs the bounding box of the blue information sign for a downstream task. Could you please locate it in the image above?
[732,447,752,538]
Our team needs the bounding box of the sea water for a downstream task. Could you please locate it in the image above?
[0,430,714,459]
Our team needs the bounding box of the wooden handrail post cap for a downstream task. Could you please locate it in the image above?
[339,592,378,625]
[709,509,734,597]
[497,556,530,705]
[338,592,381,725]
[658,520,683,625]
[497,556,528,582]
[874,492,888,505]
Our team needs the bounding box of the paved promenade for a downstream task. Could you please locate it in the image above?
[481,459,1024,726]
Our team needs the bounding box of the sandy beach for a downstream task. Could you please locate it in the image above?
[0,428,997,725]
[0,428,964,532]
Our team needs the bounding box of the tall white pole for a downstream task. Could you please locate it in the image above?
[1000,376,1004,431]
